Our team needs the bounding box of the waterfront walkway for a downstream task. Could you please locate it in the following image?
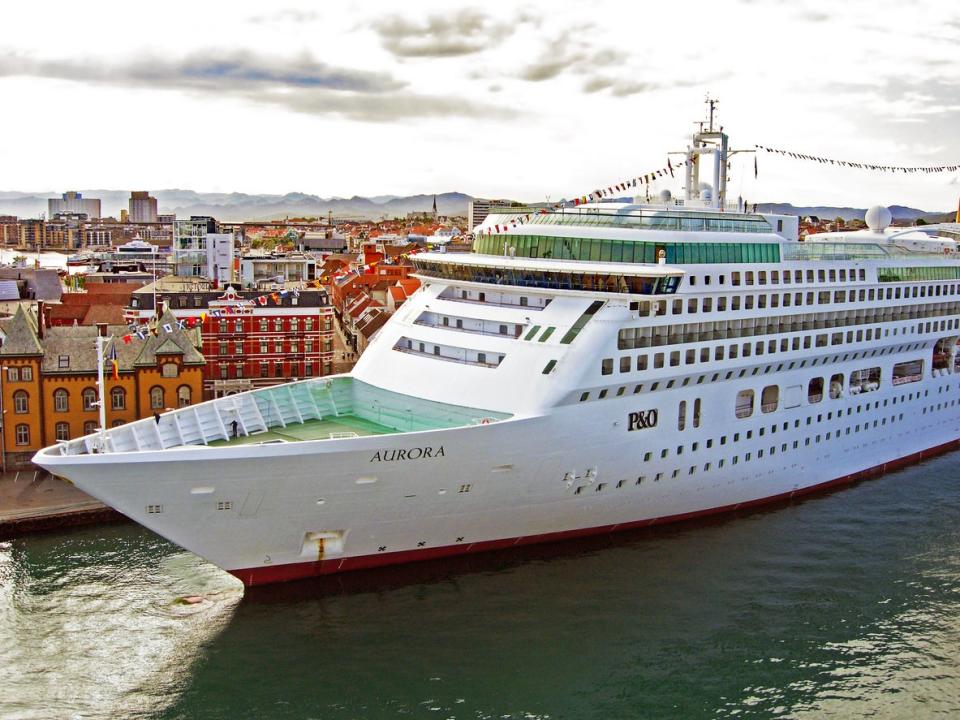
[0,470,123,537]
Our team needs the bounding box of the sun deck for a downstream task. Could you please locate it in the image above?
[42,376,511,457]
[208,415,396,446]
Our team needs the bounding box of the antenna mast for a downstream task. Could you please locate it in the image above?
[707,96,718,132]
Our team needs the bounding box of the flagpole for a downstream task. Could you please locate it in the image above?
[96,335,107,452]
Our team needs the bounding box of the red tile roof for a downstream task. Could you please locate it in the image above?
[82,305,127,326]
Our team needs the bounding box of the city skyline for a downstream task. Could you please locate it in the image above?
[1,0,959,210]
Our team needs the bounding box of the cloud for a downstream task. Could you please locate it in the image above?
[374,10,512,58]
[516,34,630,85]
[520,52,586,81]
[583,75,656,97]
[0,49,514,122]
[583,76,613,93]
[610,80,656,97]
[248,9,321,24]
[0,49,401,93]
[267,89,515,122]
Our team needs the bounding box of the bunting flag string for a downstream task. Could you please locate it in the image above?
[119,284,312,345]
[755,145,960,174]
[475,156,698,236]
[476,142,960,238]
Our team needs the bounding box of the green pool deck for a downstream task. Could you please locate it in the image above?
[209,414,398,447]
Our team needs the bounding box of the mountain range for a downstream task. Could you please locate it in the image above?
[0,190,952,224]
[0,190,473,222]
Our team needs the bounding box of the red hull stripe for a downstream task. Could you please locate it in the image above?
[229,437,960,587]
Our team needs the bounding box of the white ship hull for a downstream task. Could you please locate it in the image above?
[37,365,960,586]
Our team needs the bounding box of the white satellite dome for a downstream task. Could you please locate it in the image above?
[865,205,892,233]
[659,189,673,203]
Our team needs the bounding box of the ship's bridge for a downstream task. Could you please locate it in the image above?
[411,253,683,296]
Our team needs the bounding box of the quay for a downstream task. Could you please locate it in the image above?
[0,470,125,539]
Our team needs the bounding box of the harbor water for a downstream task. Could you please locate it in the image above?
[2,452,960,719]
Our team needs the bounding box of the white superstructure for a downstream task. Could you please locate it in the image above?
[34,119,960,586]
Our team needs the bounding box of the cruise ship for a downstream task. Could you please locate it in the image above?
[34,119,960,586]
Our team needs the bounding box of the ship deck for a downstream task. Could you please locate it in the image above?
[208,414,396,446]
[39,376,511,458]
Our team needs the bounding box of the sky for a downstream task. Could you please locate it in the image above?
[1,0,959,210]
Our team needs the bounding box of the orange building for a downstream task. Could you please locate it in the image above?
[0,305,204,469]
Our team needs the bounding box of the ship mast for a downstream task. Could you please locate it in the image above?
[673,97,756,211]
[683,97,729,209]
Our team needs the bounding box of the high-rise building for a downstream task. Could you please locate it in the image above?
[48,191,101,220]
[129,191,158,223]
[173,217,235,283]
[467,198,516,231]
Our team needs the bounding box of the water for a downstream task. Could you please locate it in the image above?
[3,454,960,720]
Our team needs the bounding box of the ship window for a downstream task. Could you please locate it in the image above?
[601,358,613,375]
[579,392,589,402]
[735,390,754,419]
[620,357,631,373]
[637,355,648,371]
[761,385,779,413]
[678,401,686,431]
[829,373,844,398]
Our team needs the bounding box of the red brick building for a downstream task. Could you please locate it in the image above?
[126,278,336,398]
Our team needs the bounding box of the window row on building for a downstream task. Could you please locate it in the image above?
[393,337,505,368]
[5,367,34,382]
[653,389,932,464]
[212,316,327,333]
[11,385,192,417]
[215,361,325,379]
[581,342,935,403]
[617,301,960,351]
[438,287,553,310]
[473,234,781,264]
[590,392,957,491]
[414,258,681,295]
[213,339,331,355]
[635,284,960,322]
[878,266,960,283]
[605,317,953,377]
[730,267,869,286]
